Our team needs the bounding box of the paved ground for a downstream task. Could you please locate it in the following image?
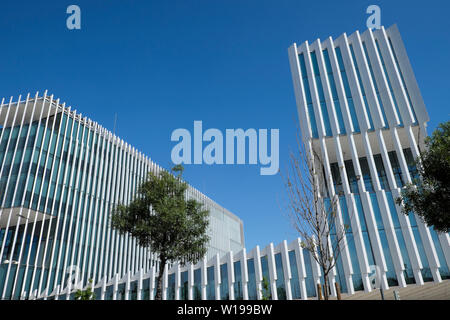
[339,279,450,300]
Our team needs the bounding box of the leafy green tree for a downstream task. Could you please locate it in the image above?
[74,279,95,300]
[396,121,450,233]
[260,276,271,300]
[111,165,210,300]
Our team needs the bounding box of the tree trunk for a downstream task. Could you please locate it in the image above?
[317,283,323,300]
[335,282,341,300]
[323,274,329,300]
[154,257,166,300]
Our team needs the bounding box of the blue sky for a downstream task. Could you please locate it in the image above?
[0,0,449,250]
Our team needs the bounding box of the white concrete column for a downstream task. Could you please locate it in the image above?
[55,285,61,301]
[437,233,450,273]
[150,267,156,300]
[292,239,308,300]
[227,251,235,300]
[100,277,106,300]
[280,240,293,300]
[253,246,263,300]
[162,264,168,300]
[112,274,119,300]
[310,250,322,298]
[125,272,130,300]
[188,264,194,300]
[287,43,314,141]
[201,257,207,300]
[266,243,278,300]
[137,269,143,300]
[240,248,249,300]
[214,254,221,300]
[329,276,337,298]
[174,263,180,300]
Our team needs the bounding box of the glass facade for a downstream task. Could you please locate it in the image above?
[387,37,418,124]
[287,250,301,299]
[302,249,317,297]
[180,271,188,300]
[310,51,333,136]
[386,191,415,284]
[246,258,257,300]
[206,266,215,300]
[0,96,244,300]
[193,268,202,300]
[349,44,375,130]
[322,49,346,134]
[233,261,243,300]
[260,255,271,299]
[369,193,398,286]
[28,231,449,300]
[362,41,389,128]
[287,25,448,300]
[325,145,447,287]
[274,253,286,299]
[408,213,433,282]
[335,47,360,133]
[219,263,229,299]
[374,39,404,126]
[299,53,319,138]
[167,273,175,300]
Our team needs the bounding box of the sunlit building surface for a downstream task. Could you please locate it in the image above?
[287,24,449,294]
[0,93,244,299]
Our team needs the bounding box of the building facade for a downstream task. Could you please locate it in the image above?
[287,24,450,294]
[0,93,244,300]
[81,24,448,301]
[36,238,340,300]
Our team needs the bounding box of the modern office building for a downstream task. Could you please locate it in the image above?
[287,24,450,294]
[0,92,244,300]
[34,238,348,300]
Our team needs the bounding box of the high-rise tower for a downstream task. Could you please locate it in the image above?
[288,24,449,293]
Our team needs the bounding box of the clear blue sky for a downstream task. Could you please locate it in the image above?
[0,0,449,250]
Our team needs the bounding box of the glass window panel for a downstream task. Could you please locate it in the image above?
[233,261,243,300]
[302,249,317,297]
[206,266,215,300]
[274,253,286,300]
[220,264,229,300]
[299,53,319,138]
[287,250,302,299]
[246,259,257,300]
[180,271,188,300]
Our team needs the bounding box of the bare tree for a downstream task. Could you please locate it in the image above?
[282,131,350,300]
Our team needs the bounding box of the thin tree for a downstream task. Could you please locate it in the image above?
[111,165,210,300]
[282,132,350,300]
